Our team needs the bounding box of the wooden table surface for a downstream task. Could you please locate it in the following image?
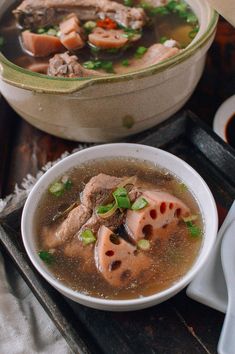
[0,16,235,354]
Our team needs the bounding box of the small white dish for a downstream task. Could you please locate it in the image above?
[187,201,235,313]
[213,95,235,142]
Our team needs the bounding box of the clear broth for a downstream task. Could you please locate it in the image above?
[36,157,203,300]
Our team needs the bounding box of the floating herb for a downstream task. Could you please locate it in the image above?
[137,239,151,251]
[49,182,65,197]
[189,26,199,39]
[160,36,169,44]
[135,46,147,58]
[97,203,115,214]
[83,60,114,73]
[182,214,198,223]
[186,221,202,238]
[122,59,130,66]
[113,187,131,209]
[83,20,97,33]
[124,0,133,6]
[131,197,148,211]
[49,177,72,197]
[81,229,96,245]
[38,250,54,264]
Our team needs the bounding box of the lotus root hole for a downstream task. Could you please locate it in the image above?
[169,203,174,209]
[109,260,122,271]
[175,208,181,217]
[109,234,120,245]
[160,202,166,214]
[105,250,114,257]
[150,209,157,219]
[142,224,153,239]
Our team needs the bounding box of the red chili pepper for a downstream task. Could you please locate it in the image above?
[96,18,117,30]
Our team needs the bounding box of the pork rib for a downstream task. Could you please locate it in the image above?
[13,0,147,30]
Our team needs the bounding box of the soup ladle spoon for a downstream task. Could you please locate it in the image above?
[218,219,235,354]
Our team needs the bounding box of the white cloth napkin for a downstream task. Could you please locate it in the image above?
[0,244,71,354]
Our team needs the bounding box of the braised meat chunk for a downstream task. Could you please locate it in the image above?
[47,52,103,77]
[13,0,147,30]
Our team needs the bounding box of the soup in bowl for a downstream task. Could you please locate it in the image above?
[21,143,218,311]
[0,0,218,142]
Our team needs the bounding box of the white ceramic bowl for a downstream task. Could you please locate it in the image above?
[213,95,235,143]
[21,143,218,311]
[0,0,218,142]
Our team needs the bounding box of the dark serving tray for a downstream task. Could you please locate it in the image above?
[1,110,235,354]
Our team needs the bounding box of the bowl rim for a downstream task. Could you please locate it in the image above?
[21,143,218,308]
[0,1,219,94]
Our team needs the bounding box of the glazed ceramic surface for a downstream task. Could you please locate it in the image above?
[0,0,218,142]
[21,144,218,311]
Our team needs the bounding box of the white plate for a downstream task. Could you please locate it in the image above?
[213,95,235,142]
[187,201,235,313]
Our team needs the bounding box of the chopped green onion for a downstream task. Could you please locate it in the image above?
[81,229,96,245]
[149,6,170,16]
[98,202,118,218]
[83,20,97,33]
[83,60,114,73]
[166,0,178,11]
[113,187,131,209]
[186,13,198,24]
[107,48,120,53]
[189,27,199,39]
[97,203,115,214]
[135,46,147,58]
[49,182,65,197]
[122,59,130,66]
[38,250,54,264]
[64,179,72,190]
[186,221,202,238]
[100,60,114,73]
[37,28,46,34]
[137,239,151,251]
[113,187,128,197]
[49,177,72,197]
[131,197,148,211]
[159,36,169,44]
[47,28,58,36]
[182,214,198,223]
[124,0,133,6]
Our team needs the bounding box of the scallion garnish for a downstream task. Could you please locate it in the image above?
[49,177,72,197]
[182,214,198,223]
[37,28,46,34]
[131,197,148,211]
[83,60,114,73]
[137,239,151,251]
[160,36,169,44]
[38,250,54,264]
[185,221,202,238]
[83,20,97,33]
[81,229,96,245]
[49,182,65,197]
[124,0,133,6]
[122,59,130,66]
[135,46,147,58]
[113,187,131,209]
[97,203,115,214]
